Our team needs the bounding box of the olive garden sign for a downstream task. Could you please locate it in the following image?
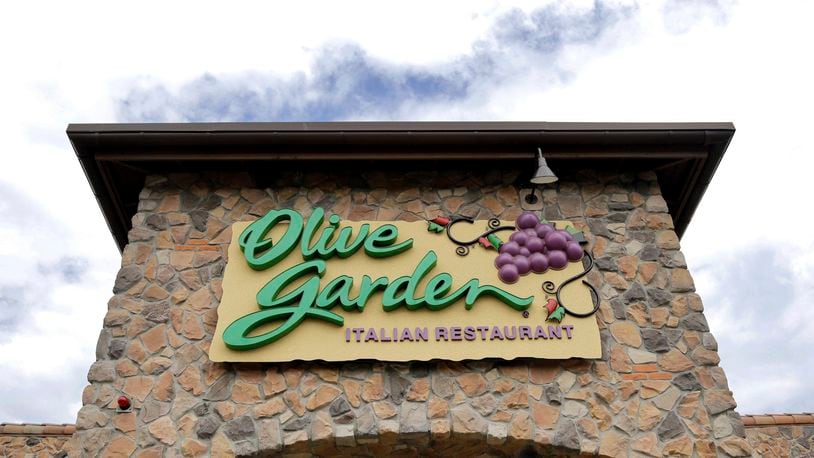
[209,208,601,362]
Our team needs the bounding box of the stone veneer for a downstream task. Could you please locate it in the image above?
[0,423,76,457]
[71,168,754,457]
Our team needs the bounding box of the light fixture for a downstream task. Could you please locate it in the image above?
[530,148,558,185]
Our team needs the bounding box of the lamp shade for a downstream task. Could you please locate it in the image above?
[530,149,558,184]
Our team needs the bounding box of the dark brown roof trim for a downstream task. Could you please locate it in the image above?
[67,122,734,251]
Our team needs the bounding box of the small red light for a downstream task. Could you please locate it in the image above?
[117,396,131,410]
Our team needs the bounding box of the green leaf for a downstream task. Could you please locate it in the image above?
[548,306,566,323]
[427,222,444,233]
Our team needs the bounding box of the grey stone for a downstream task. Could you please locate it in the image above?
[628,230,654,243]
[639,245,660,261]
[471,394,497,416]
[87,361,115,382]
[196,416,221,439]
[204,374,234,401]
[609,298,626,320]
[623,283,646,304]
[609,202,634,211]
[682,313,709,331]
[334,412,356,425]
[451,404,487,434]
[713,414,733,438]
[409,362,430,377]
[606,212,629,223]
[728,411,746,437]
[201,194,223,211]
[113,265,142,293]
[357,405,377,438]
[660,251,687,268]
[233,440,258,457]
[95,330,111,360]
[108,339,127,359]
[141,301,169,322]
[657,412,684,441]
[388,369,411,404]
[594,256,618,271]
[283,415,310,432]
[702,333,718,351]
[561,401,588,417]
[144,214,168,230]
[673,372,702,391]
[663,329,684,344]
[224,416,256,442]
[399,401,429,434]
[190,210,209,232]
[193,402,210,417]
[544,384,562,405]
[180,192,202,211]
[553,420,580,450]
[140,400,170,424]
[646,288,672,306]
[330,397,351,417]
[641,329,670,353]
[257,419,282,453]
[587,219,610,238]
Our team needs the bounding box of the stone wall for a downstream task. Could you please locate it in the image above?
[72,168,753,457]
[744,414,814,457]
[0,423,75,457]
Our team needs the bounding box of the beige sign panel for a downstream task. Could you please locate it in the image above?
[210,217,601,362]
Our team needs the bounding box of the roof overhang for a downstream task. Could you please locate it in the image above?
[67,122,735,252]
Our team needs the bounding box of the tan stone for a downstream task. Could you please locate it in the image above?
[500,387,529,409]
[631,432,659,456]
[112,412,136,433]
[659,349,693,372]
[148,417,177,445]
[141,324,167,353]
[640,380,670,398]
[341,379,362,407]
[598,430,628,457]
[531,401,559,429]
[663,434,693,456]
[361,373,386,402]
[123,376,154,402]
[262,370,286,397]
[372,401,398,419]
[529,362,559,384]
[618,255,638,280]
[610,345,632,372]
[232,380,262,404]
[577,417,598,439]
[298,373,320,396]
[283,391,306,416]
[186,288,213,311]
[656,230,680,249]
[638,401,662,430]
[311,410,333,443]
[116,360,139,377]
[215,402,236,421]
[508,411,532,440]
[430,419,451,440]
[170,251,194,270]
[677,392,699,418]
[604,272,629,290]
[180,439,208,457]
[178,366,205,395]
[103,434,136,457]
[498,364,529,382]
[650,307,669,328]
[610,321,642,347]
[428,396,449,419]
[211,432,235,457]
[670,268,694,292]
[456,373,488,397]
[181,315,205,340]
[406,378,430,401]
[692,347,721,365]
[306,384,341,410]
[152,371,173,402]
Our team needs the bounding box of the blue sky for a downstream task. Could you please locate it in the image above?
[1,0,813,423]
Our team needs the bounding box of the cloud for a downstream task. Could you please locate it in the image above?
[115,1,636,123]
[662,0,733,34]
[694,243,814,413]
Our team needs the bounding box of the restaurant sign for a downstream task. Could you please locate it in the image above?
[209,208,601,362]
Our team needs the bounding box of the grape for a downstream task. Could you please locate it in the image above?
[565,242,584,261]
[498,264,520,283]
[548,250,568,269]
[510,231,528,246]
[545,231,567,251]
[500,241,521,256]
[519,247,531,257]
[523,228,537,238]
[514,256,530,275]
[495,252,514,268]
[529,253,548,273]
[516,212,539,230]
[526,236,544,253]
[535,223,554,238]
[563,231,574,242]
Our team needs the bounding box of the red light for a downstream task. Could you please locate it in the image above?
[117,396,131,410]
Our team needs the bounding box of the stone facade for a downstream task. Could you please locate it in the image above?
[744,415,814,457]
[0,423,75,457]
[71,168,753,457]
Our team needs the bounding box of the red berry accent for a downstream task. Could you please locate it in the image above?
[117,396,131,410]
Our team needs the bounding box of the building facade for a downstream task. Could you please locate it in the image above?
[12,122,769,456]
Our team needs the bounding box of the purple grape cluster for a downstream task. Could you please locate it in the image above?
[495,211,584,284]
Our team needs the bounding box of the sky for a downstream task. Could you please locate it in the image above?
[0,0,812,423]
